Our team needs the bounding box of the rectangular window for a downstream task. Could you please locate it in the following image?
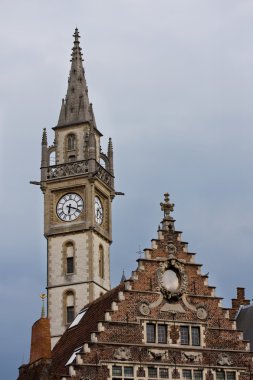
[148,367,158,378]
[194,370,203,380]
[147,323,156,343]
[227,372,236,380]
[112,366,122,376]
[191,326,200,346]
[183,369,192,380]
[180,326,190,345]
[66,306,74,324]
[216,372,225,380]
[158,324,167,343]
[124,367,134,377]
[159,368,169,378]
[67,257,74,273]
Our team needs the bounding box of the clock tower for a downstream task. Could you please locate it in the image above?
[40,29,115,347]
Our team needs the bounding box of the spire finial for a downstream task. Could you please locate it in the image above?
[40,293,47,318]
[120,270,126,283]
[160,192,174,220]
[56,29,93,127]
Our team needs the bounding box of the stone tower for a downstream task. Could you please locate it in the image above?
[40,29,115,347]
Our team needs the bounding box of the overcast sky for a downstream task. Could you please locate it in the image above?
[1,1,253,379]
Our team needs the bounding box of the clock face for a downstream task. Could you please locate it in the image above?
[95,196,103,225]
[57,193,84,222]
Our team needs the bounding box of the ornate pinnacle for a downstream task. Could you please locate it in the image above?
[40,293,47,318]
[160,193,174,220]
[42,128,47,146]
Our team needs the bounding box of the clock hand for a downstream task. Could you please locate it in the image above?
[67,204,81,212]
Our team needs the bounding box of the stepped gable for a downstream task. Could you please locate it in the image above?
[48,194,252,380]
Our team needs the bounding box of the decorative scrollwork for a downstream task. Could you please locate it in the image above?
[157,258,188,300]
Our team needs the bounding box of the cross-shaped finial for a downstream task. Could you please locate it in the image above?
[160,192,174,219]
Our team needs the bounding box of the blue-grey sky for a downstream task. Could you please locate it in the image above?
[1,1,253,379]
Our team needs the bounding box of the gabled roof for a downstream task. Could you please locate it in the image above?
[51,284,124,376]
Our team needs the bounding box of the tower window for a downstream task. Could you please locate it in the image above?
[67,257,74,274]
[65,291,75,324]
[68,155,76,162]
[99,245,105,279]
[67,306,74,324]
[67,134,76,150]
[65,242,75,274]
[180,326,190,345]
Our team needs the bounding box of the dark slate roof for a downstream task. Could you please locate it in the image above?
[236,304,253,350]
[51,283,124,376]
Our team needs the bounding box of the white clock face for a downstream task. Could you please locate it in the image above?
[57,193,84,222]
[95,196,103,225]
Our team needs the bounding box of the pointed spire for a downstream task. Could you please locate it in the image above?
[56,28,93,127]
[42,128,47,146]
[121,270,126,283]
[108,137,114,175]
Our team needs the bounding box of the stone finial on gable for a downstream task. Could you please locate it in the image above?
[160,192,174,220]
[160,193,175,231]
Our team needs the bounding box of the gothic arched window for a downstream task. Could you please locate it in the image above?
[65,291,75,324]
[99,245,105,279]
[67,134,76,151]
[65,242,74,274]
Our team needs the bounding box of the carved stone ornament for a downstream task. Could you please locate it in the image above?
[170,325,180,344]
[157,258,188,300]
[196,306,208,320]
[148,349,168,361]
[167,243,177,255]
[138,302,150,316]
[182,351,202,363]
[217,353,232,366]
[114,347,132,361]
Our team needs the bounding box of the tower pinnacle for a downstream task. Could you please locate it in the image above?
[57,28,93,127]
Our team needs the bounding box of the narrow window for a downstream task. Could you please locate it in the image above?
[124,367,134,377]
[148,367,158,378]
[180,326,189,345]
[191,326,200,346]
[194,370,203,380]
[112,365,122,376]
[99,245,105,279]
[67,134,76,150]
[147,323,156,343]
[66,292,75,324]
[216,372,225,380]
[67,257,74,274]
[159,368,169,378]
[227,372,236,380]
[66,242,74,274]
[158,324,167,343]
[182,369,192,380]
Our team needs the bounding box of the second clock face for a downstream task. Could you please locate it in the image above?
[57,193,84,222]
[95,196,103,225]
